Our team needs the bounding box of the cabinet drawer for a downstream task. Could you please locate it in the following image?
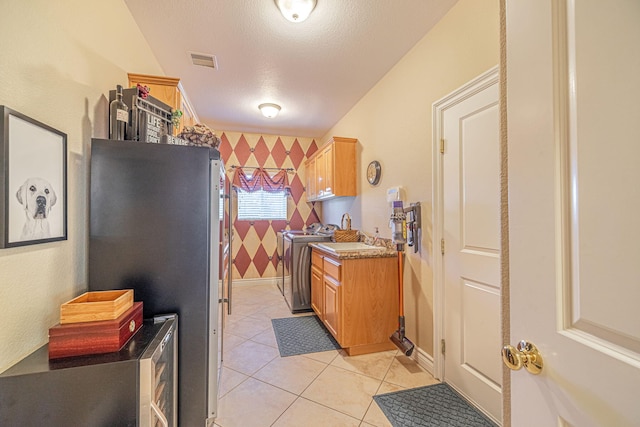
[312,250,323,269]
[323,257,341,281]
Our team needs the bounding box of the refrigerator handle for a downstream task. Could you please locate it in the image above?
[151,401,169,427]
[227,188,233,316]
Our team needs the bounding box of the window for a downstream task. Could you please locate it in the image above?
[236,189,288,220]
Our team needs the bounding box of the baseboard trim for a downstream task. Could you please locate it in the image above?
[229,277,278,288]
[413,346,434,375]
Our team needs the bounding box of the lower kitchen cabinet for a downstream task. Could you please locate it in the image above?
[311,260,324,317]
[323,275,341,340]
[311,248,399,355]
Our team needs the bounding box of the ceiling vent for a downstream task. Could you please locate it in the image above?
[189,52,218,70]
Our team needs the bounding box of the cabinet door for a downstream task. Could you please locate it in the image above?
[305,158,316,201]
[127,74,181,110]
[179,97,196,134]
[323,276,341,342]
[331,138,357,197]
[323,145,334,196]
[311,265,323,318]
[315,149,325,198]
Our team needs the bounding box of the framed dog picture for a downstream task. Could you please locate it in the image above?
[0,106,67,248]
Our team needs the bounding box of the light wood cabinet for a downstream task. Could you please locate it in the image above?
[180,96,197,129]
[322,144,334,195]
[311,248,399,355]
[304,137,357,201]
[315,148,326,198]
[310,260,323,317]
[323,275,341,340]
[305,157,317,200]
[127,73,198,135]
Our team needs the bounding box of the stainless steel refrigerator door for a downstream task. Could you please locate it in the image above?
[207,159,224,424]
[226,186,233,316]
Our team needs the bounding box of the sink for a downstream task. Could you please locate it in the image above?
[315,242,385,252]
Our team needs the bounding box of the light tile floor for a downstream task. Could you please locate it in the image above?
[214,284,439,427]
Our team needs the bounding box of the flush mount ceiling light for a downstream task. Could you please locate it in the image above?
[259,103,281,118]
[274,0,317,23]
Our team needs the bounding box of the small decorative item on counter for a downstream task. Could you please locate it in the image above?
[136,83,150,99]
[178,123,221,149]
[333,213,360,242]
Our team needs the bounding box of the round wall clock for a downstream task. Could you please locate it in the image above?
[367,160,382,185]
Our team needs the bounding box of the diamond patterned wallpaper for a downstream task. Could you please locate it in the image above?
[219,132,321,280]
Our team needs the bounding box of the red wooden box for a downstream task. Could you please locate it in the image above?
[48,302,143,359]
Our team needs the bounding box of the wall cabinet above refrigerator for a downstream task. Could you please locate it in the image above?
[127,72,198,134]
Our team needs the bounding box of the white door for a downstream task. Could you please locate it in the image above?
[435,67,502,423]
[506,1,640,425]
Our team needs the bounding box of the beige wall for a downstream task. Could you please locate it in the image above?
[216,131,321,280]
[0,0,164,372]
[321,0,499,357]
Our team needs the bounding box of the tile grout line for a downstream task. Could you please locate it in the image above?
[222,285,431,426]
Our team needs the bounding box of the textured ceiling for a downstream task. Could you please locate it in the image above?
[125,0,458,138]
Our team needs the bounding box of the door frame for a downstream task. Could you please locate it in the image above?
[431,65,500,382]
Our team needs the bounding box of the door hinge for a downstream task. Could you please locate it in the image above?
[441,339,446,355]
[440,238,445,255]
[440,139,445,154]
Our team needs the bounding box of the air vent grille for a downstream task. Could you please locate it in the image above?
[189,52,218,69]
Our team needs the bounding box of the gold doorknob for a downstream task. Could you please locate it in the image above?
[502,340,543,375]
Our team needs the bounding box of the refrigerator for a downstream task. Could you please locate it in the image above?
[88,139,229,427]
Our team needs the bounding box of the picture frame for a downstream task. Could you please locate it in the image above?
[0,106,67,248]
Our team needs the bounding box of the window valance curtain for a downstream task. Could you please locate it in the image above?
[232,167,290,192]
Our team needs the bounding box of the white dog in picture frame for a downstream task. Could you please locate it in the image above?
[16,177,57,240]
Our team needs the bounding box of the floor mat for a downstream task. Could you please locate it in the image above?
[373,383,497,427]
[271,315,341,357]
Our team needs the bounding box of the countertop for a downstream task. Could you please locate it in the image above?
[309,241,399,259]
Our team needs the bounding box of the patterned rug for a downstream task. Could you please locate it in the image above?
[373,383,497,427]
[271,315,341,357]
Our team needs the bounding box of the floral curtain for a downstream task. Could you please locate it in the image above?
[231,167,290,192]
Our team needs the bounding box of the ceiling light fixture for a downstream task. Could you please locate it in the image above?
[259,103,281,118]
[274,0,317,23]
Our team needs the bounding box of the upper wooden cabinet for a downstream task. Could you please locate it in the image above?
[305,157,317,200]
[127,73,198,135]
[304,136,357,201]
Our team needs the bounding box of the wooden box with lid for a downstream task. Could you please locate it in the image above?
[49,302,143,359]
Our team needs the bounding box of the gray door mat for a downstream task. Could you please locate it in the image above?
[373,383,497,427]
[271,315,341,357]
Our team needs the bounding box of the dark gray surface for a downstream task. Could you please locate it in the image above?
[0,320,165,427]
[282,233,332,312]
[89,139,218,427]
[373,383,497,427]
[271,315,341,357]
